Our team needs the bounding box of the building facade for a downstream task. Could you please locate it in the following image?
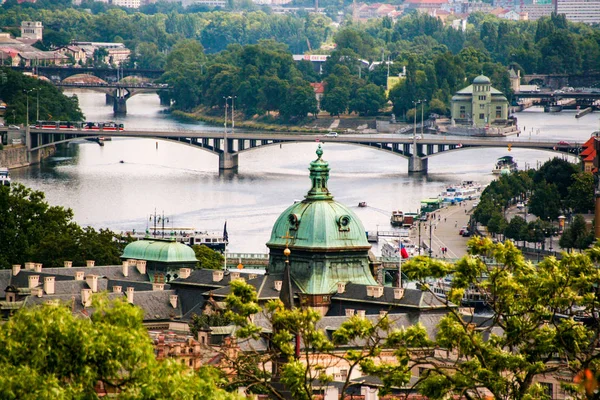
[556,0,600,23]
[20,21,43,41]
[450,75,509,128]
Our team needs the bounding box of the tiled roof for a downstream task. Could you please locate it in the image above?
[331,283,449,309]
[131,289,182,321]
[39,265,148,282]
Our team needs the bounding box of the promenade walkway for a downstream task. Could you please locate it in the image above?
[409,199,477,259]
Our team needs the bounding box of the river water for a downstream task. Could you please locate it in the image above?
[10,91,600,252]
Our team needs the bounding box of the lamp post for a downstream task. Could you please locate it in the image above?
[420,99,427,138]
[428,218,433,258]
[34,88,40,122]
[23,89,32,126]
[223,96,229,133]
[230,96,237,131]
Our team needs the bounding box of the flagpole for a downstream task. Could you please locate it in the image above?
[223,221,228,271]
[399,242,402,288]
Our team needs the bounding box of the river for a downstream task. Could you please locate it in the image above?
[9,91,599,252]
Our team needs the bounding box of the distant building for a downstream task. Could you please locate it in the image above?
[70,41,131,66]
[182,0,226,6]
[55,45,87,65]
[20,21,43,41]
[555,0,600,24]
[0,32,67,67]
[404,0,449,12]
[521,3,554,20]
[451,75,509,128]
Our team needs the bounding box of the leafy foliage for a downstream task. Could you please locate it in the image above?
[0,184,130,269]
[0,297,238,399]
[192,244,224,269]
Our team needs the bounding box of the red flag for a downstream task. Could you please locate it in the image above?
[400,243,409,259]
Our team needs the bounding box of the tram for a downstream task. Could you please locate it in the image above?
[35,121,125,131]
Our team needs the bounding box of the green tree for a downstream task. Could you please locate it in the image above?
[528,182,562,221]
[0,297,237,399]
[568,172,595,214]
[349,83,386,116]
[279,79,318,121]
[193,244,224,269]
[321,86,349,116]
[559,214,594,252]
[504,215,527,242]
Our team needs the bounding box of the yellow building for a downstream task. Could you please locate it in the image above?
[451,75,509,128]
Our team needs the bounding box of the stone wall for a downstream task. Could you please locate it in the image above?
[0,145,55,169]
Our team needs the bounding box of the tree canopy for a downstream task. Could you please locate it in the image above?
[0,296,238,399]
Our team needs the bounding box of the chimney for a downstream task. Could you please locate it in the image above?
[357,310,366,318]
[122,261,129,277]
[379,310,387,317]
[212,270,224,282]
[337,282,346,294]
[43,276,55,295]
[113,286,122,293]
[153,283,165,291]
[366,286,374,297]
[64,260,73,268]
[179,268,191,279]
[126,287,134,304]
[34,263,43,273]
[394,288,404,300]
[32,287,43,297]
[230,271,241,280]
[24,262,35,270]
[345,309,355,317]
[12,264,21,276]
[28,275,40,289]
[81,288,92,307]
[274,280,283,292]
[170,294,178,309]
[373,286,384,298]
[85,275,98,293]
[136,260,147,275]
[86,260,95,268]
[75,271,85,281]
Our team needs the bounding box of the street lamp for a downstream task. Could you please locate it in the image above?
[420,99,427,138]
[33,88,40,122]
[23,89,32,126]
[230,96,237,131]
[428,218,433,258]
[223,96,229,133]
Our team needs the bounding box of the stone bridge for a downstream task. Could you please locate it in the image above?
[14,128,582,174]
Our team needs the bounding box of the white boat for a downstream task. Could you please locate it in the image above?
[492,156,518,175]
[380,238,418,259]
[125,227,226,251]
[440,181,482,203]
[0,167,11,186]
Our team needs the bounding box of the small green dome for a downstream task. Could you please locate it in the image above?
[473,75,491,84]
[267,145,370,251]
[121,239,197,263]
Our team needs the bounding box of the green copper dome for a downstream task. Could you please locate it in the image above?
[267,145,370,251]
[473,75,491,84]
[121,239,197,263]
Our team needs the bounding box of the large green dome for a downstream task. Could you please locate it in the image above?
[121,239,197,263]
[267,145,370,251]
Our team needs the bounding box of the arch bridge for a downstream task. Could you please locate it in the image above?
[20,128,582,173]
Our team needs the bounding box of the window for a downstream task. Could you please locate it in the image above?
[480,104,485,110]
[189,359,193,367]
[460,106,466,118]
[540,382,553,397]
[496,106,502,118]
[478,95,486,101]
[479,113,485,119]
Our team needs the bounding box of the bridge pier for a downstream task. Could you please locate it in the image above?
[159,92,171,106]
[219,152,238,171]
[105,94,113,105]
[113,97,127,115]
[408,156,428,173]
[25,127,41,165]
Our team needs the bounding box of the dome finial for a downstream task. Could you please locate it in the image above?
[306,145,333,200]
[316,144,323,159]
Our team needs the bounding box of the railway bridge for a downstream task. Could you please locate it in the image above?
[12,128,583,174]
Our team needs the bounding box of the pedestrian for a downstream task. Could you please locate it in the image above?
[465,209,467,214]
[444,217,446,222]
[455,221,457,227]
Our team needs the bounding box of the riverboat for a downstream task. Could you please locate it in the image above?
[0,167,11,186]
[492,156,518,175]
[358,202,367,207]
[430,278,489,313]
[126,227,226,252]
[440,181,482,203]
[390,210,404,227]
[420,198,443,216]
[381,238,418,259]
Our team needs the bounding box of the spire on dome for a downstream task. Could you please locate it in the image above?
[306,144,333,201]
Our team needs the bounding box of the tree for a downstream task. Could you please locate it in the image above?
[528,182,562,221]
[504,215,527,243]
[320,86,349,116]
[559,214,594,252]
[0,184,128,269]
[396,239,600,400]
[568,172,595,214]
[0,297,237,399]
[193,244,224,269]
[349,83,386,116]
[279,79,318,121]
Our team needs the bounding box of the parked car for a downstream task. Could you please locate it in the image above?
[516,202,524,210]
[324,132,338,138]
[8,125,19,130]
[459,226,468,235]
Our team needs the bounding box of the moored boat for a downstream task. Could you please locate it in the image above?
[358,202,367,207]
[390,210,404,227]
[0,167,11,186]
[440,181,482,203]
[126,227,227,252]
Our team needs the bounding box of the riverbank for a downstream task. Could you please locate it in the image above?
[172,108,378,133]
